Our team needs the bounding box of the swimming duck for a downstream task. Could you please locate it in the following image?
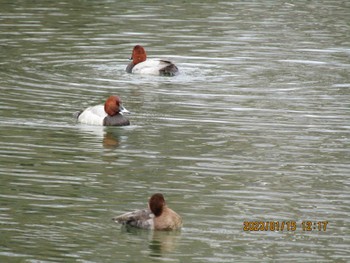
[75,95,130,126]
[126,45,179,76]
[113,193,182,231]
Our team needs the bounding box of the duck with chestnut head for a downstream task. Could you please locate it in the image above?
[113,193,182,231]
[126,45,179,76]
[75,95,130,126]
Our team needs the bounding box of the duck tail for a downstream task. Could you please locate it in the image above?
[160,62,179,76]
[73,110,82,119]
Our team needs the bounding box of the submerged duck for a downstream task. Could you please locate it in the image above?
[75,95,130,126]
[113,193,182,231]
[126,45,179,76]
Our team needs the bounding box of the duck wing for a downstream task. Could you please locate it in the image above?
[159,60,179,76]
[132,59,179,76]
[113,209,154,229]
[77,105,106,125]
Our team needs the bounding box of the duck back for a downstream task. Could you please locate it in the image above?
[113,209,154,229]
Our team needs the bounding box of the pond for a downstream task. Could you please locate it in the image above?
[0,1,349,262]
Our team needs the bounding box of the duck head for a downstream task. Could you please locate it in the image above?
[148,193,166,217]
[131,45,147,65]
[104,95,129,116]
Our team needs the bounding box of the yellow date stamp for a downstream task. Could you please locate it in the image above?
[243,221,328,231]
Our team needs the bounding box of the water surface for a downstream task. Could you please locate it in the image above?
[0,1,349,262]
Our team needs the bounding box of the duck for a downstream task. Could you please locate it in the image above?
[113,193,182,231]
[126,45,179,76]
[75,95,130,126]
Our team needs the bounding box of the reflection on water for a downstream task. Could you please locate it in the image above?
[0,0,349,262]
[149,231,181,257]
[76,125,124,149]
[103,131,120,149]
[119,226,181,257]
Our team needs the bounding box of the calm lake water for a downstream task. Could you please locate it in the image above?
[1,0,349,262]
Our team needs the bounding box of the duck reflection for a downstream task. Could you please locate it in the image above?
[149,230,181,256]
[103,130,120,148]
[121,226,181,256]
[75,123,126,149]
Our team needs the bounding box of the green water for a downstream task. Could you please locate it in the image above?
[0,1,349,262]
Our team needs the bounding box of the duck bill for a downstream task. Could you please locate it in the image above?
[119,105,130,115]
